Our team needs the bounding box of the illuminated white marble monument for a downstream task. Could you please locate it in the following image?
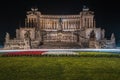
[4,6,116,49]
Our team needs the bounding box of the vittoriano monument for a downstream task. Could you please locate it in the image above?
[4,6,116,49]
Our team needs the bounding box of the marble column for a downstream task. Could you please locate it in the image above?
[65,21,66,29]
[83,18,85,27]
[72,21,74,29]
[57,21,58,29]
[91,18,93,28]
[43,20,45,29]
[68,21,70,29]
[76,20,78,29]
[55,21,57,29]
[54,21,56,29]
[63,21,65,30]
[88,18,89,28]
[86,18,88,28]
[45,20,47,29]
[93,20,96,28]
[42,20,43,29]
[44,21,46,29]
[89,18,90,28]
[66,21,68,29]
[79,19,82,29]
[50,21,51,29]
[52,21,54,29]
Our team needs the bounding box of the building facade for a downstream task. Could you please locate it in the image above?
[4,7,116,49]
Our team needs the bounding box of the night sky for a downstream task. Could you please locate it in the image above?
[0,0,120,46]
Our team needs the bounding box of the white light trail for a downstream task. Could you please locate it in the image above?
[0,49,120,53]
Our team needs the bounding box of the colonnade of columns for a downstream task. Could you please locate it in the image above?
[25,16,95,30]
[40,19,80,30]
[25,18,38,27]
[80,17,95,28]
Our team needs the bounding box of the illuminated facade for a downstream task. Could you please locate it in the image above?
[4,7,116,49]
